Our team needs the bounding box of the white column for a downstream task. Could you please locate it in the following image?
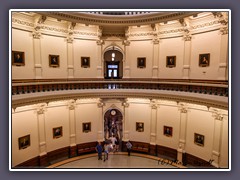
[96,40,104,78]
[150,100,158,144]
[152,39,159,79]
[67,100,76,146]
[122,100,129,141]
[183,34,192,79]
[97,99,105,142]
[211,110,224,167]
[32,31,42,79]
[67,37,74,78]
[177,103,188,163]
[37,103,47,156]
[218,26,228,80]
[123,40,130,78]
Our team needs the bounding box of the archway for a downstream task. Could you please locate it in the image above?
[104,108,123,150]
[103,46,123,79]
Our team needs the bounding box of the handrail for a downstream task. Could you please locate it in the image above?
[12,79,228,97]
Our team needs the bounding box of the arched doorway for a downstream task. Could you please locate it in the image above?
[104,108,123,150]
[103,46,123,79]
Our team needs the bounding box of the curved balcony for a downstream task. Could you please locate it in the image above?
[12,78,228,109]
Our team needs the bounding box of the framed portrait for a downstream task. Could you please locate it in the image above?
[18,134,30,150]
[163,126,173,137]
[194,133,204,146]
[137,57,146,68]
[199,53,210,67]
[166,56,176,68]
[12,51,25,66]
[81,57,90,68]
[49,55,60,67]
[83,122,91,133]
[53,126,63,139]
[136,122,144,132]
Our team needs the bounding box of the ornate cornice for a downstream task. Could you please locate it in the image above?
[191,20,220,29]
[38,12,199,26]
[12,90,228,110]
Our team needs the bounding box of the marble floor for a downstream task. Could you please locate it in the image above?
[49,152,180,169]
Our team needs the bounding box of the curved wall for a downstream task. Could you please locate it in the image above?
[12,98,228,168]
[11,12,228,80]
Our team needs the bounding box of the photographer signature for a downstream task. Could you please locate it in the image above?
[158,158,214,166]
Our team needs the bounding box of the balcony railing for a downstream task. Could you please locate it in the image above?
[12,79,228,97]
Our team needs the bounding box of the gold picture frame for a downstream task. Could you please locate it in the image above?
[12,51,25,66]
[53,126,63,139]
[81,57,90,68]
[166,56,176,68]
[137,57,146,68]
[136,122,144,132]
[83,122,91,133]
[49,55,60,67]
[199,53,210,67]
[163,126,173,137]
[194,133,205,146]
[18,134,30,150]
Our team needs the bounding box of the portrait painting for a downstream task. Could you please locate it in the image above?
[12,51,25,66]
[136,122,144,132]
[194,133,204,146]
[166,56,176,68]
[81,57,90,68]
[83,122,91,133]
[53,126,63,139]
[199,53,210,67]
[18,134,30,150]
[137,57,146,68]
[49,55,60,67]
[163,126,173,137]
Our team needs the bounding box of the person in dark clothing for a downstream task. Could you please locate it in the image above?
[126,141,132,156]
[95,142,103,160]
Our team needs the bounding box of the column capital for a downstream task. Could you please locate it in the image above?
[96,39,104,45]
[211,109,224,121]
[150,99,158,109]
[122,39,130,46]
[220,26,228,35]
[122,101,129,108]
[66,36,74,43]
[178,103,188,113]
[36,103,47,114]
[32,31,41,39]
[183,34,192,41]
[153,38,159,44]
[67,100,76,110]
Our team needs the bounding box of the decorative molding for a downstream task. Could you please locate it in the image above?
[73,31,97,36]
[183,34,192,41]
[153,38,159,44]
[66,36,74,43]
[191,20,220,29]
[220,26,228,35]
[12,18,34,27]
[96,39,104,45]
[122,39,130,46]
[32,31,41,39]
[211,109,223,121]
[178,103,188,113]
[67,100,76,110]
[36,103,47,114]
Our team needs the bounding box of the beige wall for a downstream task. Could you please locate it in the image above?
[12,98,228,167]
[11,13,228,80]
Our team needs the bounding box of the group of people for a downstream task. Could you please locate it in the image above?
[95,137,133,161]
